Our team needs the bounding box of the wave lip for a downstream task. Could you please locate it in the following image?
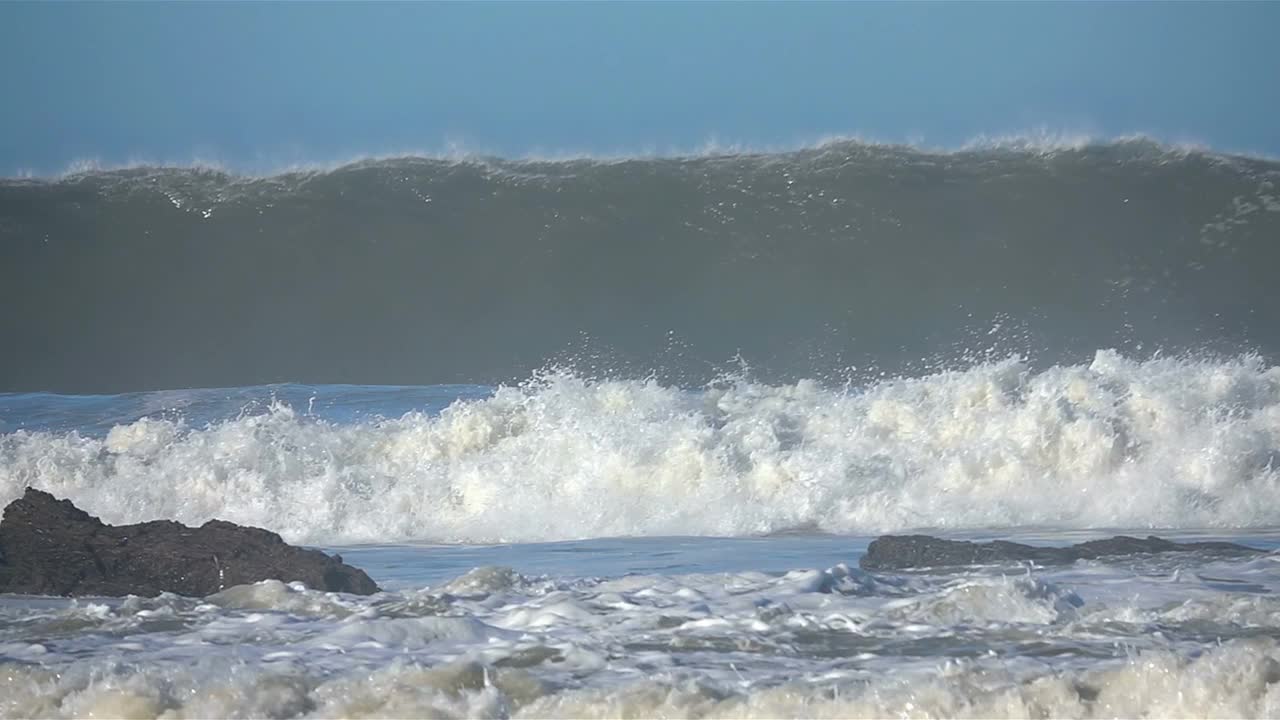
[4,132,1275,181]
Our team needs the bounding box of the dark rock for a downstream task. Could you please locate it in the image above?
[0,488,380,597]
[860,533,1266,571]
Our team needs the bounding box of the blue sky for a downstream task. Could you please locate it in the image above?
[2,1,1278,174]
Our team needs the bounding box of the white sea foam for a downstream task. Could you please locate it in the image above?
[4,550,1280,720]
[6,641,1279,719]
[3,350,1280,544]
[515,640,1280,719]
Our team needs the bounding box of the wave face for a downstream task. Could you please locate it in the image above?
[2,139,1279,392]
[3,351,1279,544]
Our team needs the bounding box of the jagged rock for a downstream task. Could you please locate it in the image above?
[0,488,379,597]
[860,533,1266,571]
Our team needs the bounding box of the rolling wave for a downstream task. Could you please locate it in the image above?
[2,138,1278,392]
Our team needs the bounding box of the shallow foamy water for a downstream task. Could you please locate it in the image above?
[5,360,1280,717]
[4,533,1280,719]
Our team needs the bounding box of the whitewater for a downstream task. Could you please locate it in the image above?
[4,139,1280,718]
[4,351,1280,544]
[3,354,1280,718]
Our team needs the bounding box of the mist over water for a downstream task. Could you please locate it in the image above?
[2,138,1278,393]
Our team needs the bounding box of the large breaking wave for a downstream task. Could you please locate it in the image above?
[3,350,1280,544]
[2,138,1279,392]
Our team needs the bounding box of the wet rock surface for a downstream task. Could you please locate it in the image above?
[0,488,379,597]
[861,533,1267,571]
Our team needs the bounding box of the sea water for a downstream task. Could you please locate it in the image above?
[4,358,1280,718]
[5,139,1280,716]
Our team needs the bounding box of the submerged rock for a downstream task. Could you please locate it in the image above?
[860,534,1266,571]
[0,488,379,597]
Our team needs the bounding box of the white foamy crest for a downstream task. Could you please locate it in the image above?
[7,131,1269,182]
[2,350,1280,544]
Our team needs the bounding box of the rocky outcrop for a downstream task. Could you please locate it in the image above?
[860,534,1266,571]
[0,488,379,597]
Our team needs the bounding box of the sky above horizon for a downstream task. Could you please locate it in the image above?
[2,1,1278,175]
